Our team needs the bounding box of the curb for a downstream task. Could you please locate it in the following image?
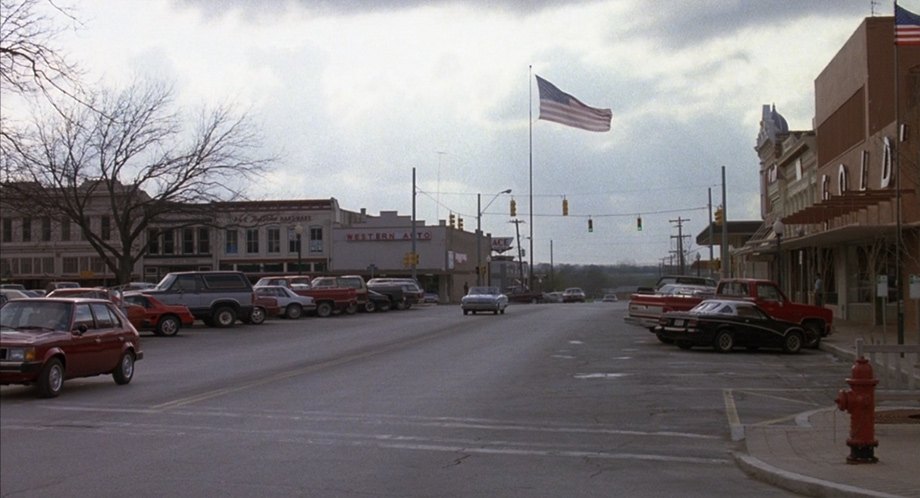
[731,452,904,498]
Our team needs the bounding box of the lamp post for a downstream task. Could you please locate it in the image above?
[773,219,785,290]
[477,189,512,286]
[293,224,304,275]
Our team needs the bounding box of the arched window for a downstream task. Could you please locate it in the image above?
[837,164,849,195]
[880,136,892,188]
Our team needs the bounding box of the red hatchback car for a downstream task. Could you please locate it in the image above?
[122,293,195,336]
[0,298,144,398]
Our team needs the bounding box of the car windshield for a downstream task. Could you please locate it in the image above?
[470,287,497,295]
[0,301,73,331]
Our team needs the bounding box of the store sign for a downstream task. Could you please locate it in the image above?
[228,213,313,225]
[345,231,432,242]
[492,237,513,253]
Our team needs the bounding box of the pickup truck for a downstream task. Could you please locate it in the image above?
[255,275,358,318]
[626,278,832,348]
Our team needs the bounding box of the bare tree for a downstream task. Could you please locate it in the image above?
[2,80,271,283]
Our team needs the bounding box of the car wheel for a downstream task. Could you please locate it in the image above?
[463,309,469,315]
[113,351,135,385]
[37,358,64,398]
[285,304,303,319]
[363,301,376,313]
[345,302,358,315]
[656,333,673,344]
[803,322,822,349]
[676,341,692,350]
[378,301,390,312]
[713,330,734,353]
[156,315,181,337]
[395,300,407,311]
[250,307,266,325]
[499,308,505,314]
[213,306,237,327]
[316,302,333,318]
[783,330,804,354]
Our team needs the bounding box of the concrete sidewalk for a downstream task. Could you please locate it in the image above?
[734,321,920,497]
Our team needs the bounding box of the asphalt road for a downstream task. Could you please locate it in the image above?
[1,302,850,497]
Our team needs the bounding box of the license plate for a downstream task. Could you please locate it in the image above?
[673,319,684,327]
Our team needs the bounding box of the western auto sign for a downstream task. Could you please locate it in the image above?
[345,231,432,242]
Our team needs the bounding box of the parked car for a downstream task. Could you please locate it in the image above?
[562,288,586,303]
[461,286,509,315]
[0,284,27,291]
[543,291,564,303]
[365,290,392,312]
[1,288,30,301]
[0,297,143,397]
[654,299,806,354]
[254,285,316,319]
[46,287,147,330]
[122,293,195,336]
[249,295,281,325]
[602,294,619,302]
[143,271,255,327]
[423,292,439,304]
[44,281,80,293]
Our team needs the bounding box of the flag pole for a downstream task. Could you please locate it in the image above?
[893,1,904,345]
[529,65,534,290]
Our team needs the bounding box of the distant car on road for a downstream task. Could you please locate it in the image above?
[562,288,586,303]
[0,297,143,397]
[654,299,806,354]
[461,286,509,315]
[602,294,619,302]
[423,292,439,304]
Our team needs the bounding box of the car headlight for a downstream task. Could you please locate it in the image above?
[7,347,36,362]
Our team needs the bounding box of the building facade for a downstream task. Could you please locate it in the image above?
[740,15,920,334]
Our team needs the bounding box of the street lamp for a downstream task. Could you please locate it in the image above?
[477,189,512,286]
[293,224,304,275]
[773,219,785,290]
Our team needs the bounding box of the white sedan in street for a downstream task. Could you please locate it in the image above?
[461,286,509,315]
[254,285,315,319]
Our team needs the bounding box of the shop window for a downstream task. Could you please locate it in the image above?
[246,228,259,253]
[225,229,238,254]
[267,228,280,253]
[183,228,195,254]
[198,228,210,254]
[309,227,323,253]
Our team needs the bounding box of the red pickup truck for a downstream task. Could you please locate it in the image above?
[626,278,832,348]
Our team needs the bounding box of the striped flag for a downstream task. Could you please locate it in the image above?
[895,3,920,45]
[536,75,612,132]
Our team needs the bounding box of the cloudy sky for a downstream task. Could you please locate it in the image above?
[19,0,918,265]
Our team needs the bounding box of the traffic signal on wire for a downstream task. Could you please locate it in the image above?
[562,198,569,216]
[449,213,456,227]
[457,217,464,230]
[510,199,517,217]
[637,216,642,231]
[588,218,593,232]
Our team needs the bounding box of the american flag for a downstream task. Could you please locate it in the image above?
[536,75,612,132]
[895,4,920,45]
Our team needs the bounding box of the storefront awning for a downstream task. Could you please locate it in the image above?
[781,190,912,225]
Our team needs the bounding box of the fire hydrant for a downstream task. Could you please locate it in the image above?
[834,356,879,464]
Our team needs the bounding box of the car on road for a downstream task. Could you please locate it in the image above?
[0,297,143,397]
[602,294,619,302]
[654,299,806,354]
[254,285,316,319]
[423,292,440,304]
[122,293,196,336]
[562,287,586,303]
[461,286,509,315]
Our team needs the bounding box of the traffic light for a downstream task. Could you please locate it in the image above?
[714,206,724,226]
[587,218,593,232]
[637,216,642,231]
[510,199,517,217]
[457,217,464,230]
[562,198,569,216]
[449,213,456,227]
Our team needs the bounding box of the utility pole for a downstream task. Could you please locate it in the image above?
[669,217,690,275]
